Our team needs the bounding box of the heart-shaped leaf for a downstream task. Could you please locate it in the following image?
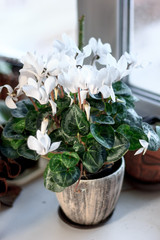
[18,143,39,160]
[143,122,160,151]
[117,124,147,150]
[90,123,115,149]
[92,115,115,125]
[82,140,107,173]
[44,164,65,192]
[62,104,90,136]
[106,132,129,162]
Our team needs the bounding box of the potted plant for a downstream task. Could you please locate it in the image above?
[0,17,159,225]
[125,116,160,184]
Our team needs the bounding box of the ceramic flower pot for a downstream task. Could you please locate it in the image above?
[125,149,160,183]
[56,158,125,226]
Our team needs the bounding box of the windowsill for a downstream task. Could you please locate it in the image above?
[1,176,160,240]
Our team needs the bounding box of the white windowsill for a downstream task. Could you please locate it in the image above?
[0,176,160,240]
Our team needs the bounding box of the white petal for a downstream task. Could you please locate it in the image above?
[139,139,149,149]
[106,54,117,67]
[22,85,41,100]
[27,136,43,154]
[49,141,61,152]
[28,77,39,89]
[5,96,17,109]
[44,76,56,95]
[84,103,91,121]
[37,130,51,153]
[41,118,49,134]
[99,85,110,99]
[49,100,57,116]
[89,37,97,53]
[80,90,88,104]
[0,84,13,94]
[39,87,48,104]
[118,55,128,71]
[134,147,144,155]
[109,86,116,102]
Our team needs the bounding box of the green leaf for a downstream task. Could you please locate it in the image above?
[18,143,39,160]
[73,142,85,154]
[49,156,80,187]
[44,164,65,192]
[55,95,71,111]
[92,115,115,125]
[82,140,107,173]
[49,128,77,145]
[61,104,90,136]
[87,98,105,111]
[117,124,147,150]
[90,123,115,149]
[107,132,129,162]
[25,110,39,131]
[113,81,132,96]
[0,145,19,159]
[12,119,25,133]
[50,152,80,169]
[111,102,127,119]
[104,102,112,115]
[3,118,25,140]
[0,100,12,125]
[8,139,25,150]
[124,108,142,127]
[156,126,160,139]
[11,99,34,118]
[143,122,160,151]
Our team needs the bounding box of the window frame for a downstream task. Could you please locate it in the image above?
[118,0,160,117]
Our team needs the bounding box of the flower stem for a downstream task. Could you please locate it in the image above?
[51,90,55,101]
[78,88,82,109]
[29,97,38,111]
[60,86,64,98]
[74,93,77,104]
[78,15,85,51]
[74,162,83,193]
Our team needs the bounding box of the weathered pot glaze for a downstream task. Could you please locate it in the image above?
[125,149,160,183]
[56,158,125,226]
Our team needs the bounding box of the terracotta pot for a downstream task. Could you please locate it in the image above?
[56,158,125,226]
[125,149,160,183]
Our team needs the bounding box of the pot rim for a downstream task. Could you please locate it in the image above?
[80,157,125,183]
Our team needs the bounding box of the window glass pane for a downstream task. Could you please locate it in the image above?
[0,0,77,59]
[130,0,160,95]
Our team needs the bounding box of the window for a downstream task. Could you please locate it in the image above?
[78,0,160,116]
[129,0,160,99]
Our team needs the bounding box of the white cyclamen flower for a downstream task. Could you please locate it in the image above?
[27,130,61,155]
[0,84,18,109]
[134,132,151,155]
[52,33,80,57]
[89,37,112,57]
[22,77,48,105]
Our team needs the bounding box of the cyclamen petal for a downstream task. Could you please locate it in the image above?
[49,141,61,152]
[22,85,41,100]
[84,103,91,121]
[44,76,56,95]
[134,147,144,155]
[41,118,49,134]
[49,100,57,116]
[139,139,149,149]
[5,96,17,109]
[27,136,43,154]
[0,84,14,94]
